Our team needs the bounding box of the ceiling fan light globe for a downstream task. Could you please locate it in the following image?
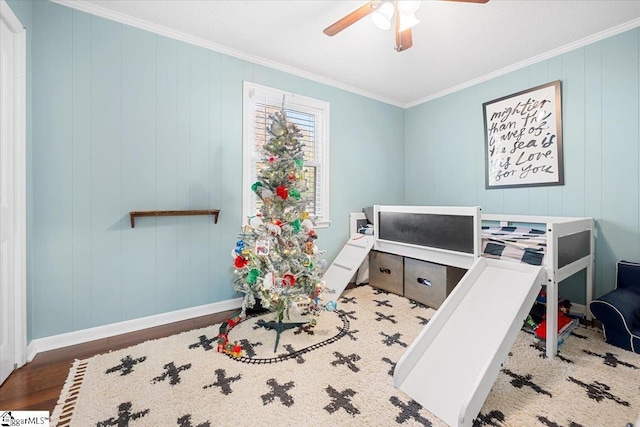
[398,13,420,31]
[372,2,394,30]
[397,0,421,15]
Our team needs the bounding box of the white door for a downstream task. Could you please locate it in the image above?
[0,12,17,385]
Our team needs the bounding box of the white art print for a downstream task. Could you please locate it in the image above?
[483,81,564,189]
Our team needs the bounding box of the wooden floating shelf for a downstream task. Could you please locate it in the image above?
[129,209,220,228]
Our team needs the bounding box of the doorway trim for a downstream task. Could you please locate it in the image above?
[1,0,27,370]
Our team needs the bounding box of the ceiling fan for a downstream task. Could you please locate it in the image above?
[323,0,489,52]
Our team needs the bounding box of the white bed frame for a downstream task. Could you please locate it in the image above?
[355,206,595,425]
[365,206,595,358]
[482,213,595,357]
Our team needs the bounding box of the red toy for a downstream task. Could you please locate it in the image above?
[217,310,243,356]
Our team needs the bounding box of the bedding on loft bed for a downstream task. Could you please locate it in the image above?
[481,226,546,266]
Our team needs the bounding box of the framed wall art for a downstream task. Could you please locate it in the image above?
[483,80,564,189]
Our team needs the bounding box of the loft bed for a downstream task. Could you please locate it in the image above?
[481,213,595,357]
[362,206,594,358]
[352,206,596,424]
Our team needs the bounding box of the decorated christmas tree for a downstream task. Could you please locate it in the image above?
[232,101,335,324]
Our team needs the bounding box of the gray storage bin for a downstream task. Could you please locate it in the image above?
[369,251,404,295]
[404,258,466,309]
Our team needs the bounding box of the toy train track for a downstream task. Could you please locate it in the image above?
[224,310,350,364]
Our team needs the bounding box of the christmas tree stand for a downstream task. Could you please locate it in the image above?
[256,319,310,353]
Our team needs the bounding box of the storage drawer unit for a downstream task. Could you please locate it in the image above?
[404,258,467,309]
[369,251,404,295]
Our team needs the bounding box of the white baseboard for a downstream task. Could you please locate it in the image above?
[572,302,586,316]
[26,297,243,362]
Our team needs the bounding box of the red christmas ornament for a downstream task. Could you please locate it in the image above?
[288,172,296,181]
[282,273,296,287]
[234,256,249,268]
[272,219,283,227]
[276,185,289,200]
[269,156,275,163]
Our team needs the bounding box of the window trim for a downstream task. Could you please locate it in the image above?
[242,81,331,228]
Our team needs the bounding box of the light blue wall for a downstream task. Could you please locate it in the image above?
[14,0,638,340]
[26,1,405,340]
[405,28,640,302]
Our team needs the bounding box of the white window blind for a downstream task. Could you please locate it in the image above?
[243,82,330,227]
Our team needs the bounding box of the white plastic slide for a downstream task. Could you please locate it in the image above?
[322,234,375,297]
[394,257,545,427]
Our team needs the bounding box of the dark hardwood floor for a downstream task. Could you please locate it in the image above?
[0,309,236,413]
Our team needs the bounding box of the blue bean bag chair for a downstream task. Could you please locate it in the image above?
[590,260,640,353]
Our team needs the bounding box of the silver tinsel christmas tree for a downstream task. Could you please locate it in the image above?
[232,102,335,323]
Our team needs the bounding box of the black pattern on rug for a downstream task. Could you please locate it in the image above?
[151,362,192,386]
[566,376,630,406]
[382,356,396,376]
[409,299,429,309]
[278,344,305,364]
[380,331,408,347]
[373,299,393,307]
[473,410,505,426]
[294,324,315,336]
[330,351,361,372]
[390,396,432,426]
[324,385,360,416]
[416,315,430,325]
[96,402,149,427]
[375,311,398,323]
[340,296,357,304]
[202,369,241,395]
[105,355,146,376]
[529,343,574,363]
[582,349,639,369]
[237,338,262,358]
[502,368,552,397]
[341,327,359,341]
[188,335,217,351]
[536,415,583,427]
[177,414,211,427]
[261,379,295,407]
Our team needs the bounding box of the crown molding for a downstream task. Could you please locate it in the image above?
[51,0,405,108]
[49,1,640,109]
[405,17,640,109]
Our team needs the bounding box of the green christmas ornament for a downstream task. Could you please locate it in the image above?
[246,268,260,284]
[294,158,304,168]
[289,189,300,200]
[291,219,301,233]
[251,182,263,193]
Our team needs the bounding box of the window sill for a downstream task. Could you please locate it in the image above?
[314,220,331,229]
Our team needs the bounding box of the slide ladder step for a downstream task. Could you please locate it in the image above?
[323,234,375,297]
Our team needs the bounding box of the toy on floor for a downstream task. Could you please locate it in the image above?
[530,292,578,347]
[217,310,243,357]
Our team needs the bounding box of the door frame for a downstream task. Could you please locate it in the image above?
[0,0,27,370]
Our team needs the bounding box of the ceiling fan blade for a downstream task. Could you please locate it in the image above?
[394,13,413,52]
[323,1,379,36]
[395,29,412,52]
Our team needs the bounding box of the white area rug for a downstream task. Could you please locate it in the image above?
[52,285,640,427]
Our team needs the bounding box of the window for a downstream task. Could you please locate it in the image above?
[242,82,330,227]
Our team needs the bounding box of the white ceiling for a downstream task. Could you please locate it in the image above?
[59,0,640,108]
